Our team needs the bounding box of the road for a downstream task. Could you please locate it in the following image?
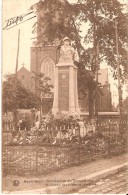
[74,168,128,194]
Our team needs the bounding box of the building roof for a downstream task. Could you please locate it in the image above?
[17,66,30,75]
[17,66,31,90]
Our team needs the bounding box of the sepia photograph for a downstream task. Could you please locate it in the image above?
[2,0,128,194]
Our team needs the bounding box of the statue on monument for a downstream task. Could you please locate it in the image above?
[58,37,79,64]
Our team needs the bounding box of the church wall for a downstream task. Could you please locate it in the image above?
[30,46,59,94]
[30,47,37,73]
[31,46,59,73]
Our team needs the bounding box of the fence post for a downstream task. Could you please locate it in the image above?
[108,119,111,157]
[36,126,39,175]
[79,125,81,165]
[96,116,99,133]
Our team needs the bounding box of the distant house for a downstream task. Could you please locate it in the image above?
[17,66,31,91]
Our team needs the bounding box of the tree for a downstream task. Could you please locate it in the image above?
[122,97,128,114]
[79,0,127,70]
[31,72,54,114]
[2,74,40,113]
[31,72,53,96]
[77,63,96,117]
[30,0,84,58]
[76,0,127,118]
[31,0,127,117]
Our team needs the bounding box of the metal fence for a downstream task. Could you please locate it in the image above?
[2,118,128,176]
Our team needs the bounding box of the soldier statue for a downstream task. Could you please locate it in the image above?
[58,37,79,64]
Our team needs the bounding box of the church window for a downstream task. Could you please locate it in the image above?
[41,57,55,86]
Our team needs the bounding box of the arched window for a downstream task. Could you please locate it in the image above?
[41,57,55,86]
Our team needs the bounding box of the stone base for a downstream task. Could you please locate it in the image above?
[52,110,80,118]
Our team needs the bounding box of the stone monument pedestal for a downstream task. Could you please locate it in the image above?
[52,62,80,116]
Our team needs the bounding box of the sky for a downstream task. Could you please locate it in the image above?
[3,0,37,74]
[2,0,128,104]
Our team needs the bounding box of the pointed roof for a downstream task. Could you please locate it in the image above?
[17,66,30,75]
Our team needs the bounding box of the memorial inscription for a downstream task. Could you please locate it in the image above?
[58,71,69,111]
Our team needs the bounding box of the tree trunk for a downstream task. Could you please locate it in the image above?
[89,88,95,118]
[13,109,18,124]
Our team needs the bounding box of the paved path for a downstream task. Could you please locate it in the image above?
[76,169,128,194]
